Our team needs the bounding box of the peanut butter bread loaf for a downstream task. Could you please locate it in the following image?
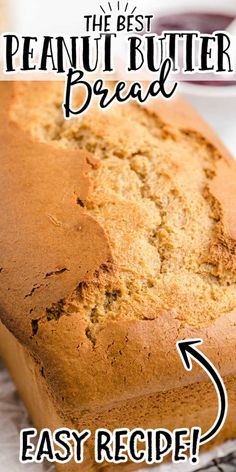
[0,82,236,470]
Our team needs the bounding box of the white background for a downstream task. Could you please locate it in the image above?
[7,0,236,34]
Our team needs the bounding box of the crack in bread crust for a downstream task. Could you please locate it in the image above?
[10,82,236,345]
[1,81,236,421]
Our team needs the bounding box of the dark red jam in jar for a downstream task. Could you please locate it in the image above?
[154,12,236,86]
[155,12,234,35]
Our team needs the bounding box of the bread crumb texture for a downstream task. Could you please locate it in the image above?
[11,82,236,342]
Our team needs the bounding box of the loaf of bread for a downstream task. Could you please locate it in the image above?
[0,82,236,471]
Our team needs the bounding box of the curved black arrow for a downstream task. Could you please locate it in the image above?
[177,338,228,445]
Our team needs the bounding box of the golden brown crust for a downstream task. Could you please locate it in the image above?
[28,308,236,414]
[0,83,114,341]
[0,82,236,420]
[1,319,236,472]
